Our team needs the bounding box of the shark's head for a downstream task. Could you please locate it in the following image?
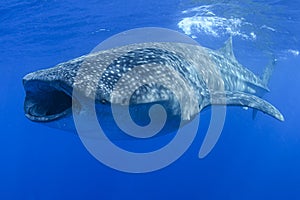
[22,56,91,124]
[23,78,73,122]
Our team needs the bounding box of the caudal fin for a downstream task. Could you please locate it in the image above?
[209,91,284,121]
[262,55,277,86]
[252,55,277,119]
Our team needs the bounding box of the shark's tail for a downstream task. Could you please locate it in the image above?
[261,55,277,87]
[252,55,277,119]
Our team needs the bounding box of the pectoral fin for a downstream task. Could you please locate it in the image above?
[208,91,284,121]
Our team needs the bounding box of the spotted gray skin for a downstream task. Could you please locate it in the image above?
[23,39,284,132]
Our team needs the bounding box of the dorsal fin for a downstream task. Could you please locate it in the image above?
[218,36,236,60]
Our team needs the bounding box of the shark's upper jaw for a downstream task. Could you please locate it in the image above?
[23,80,72,122]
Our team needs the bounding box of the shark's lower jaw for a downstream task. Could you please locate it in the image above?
[23,80,72,122]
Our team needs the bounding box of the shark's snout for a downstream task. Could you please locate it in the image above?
[23,79,72,122]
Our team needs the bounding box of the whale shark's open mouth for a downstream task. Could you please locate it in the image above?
[23,80,72,122]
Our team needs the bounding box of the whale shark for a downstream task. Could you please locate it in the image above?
[22,38,284,137]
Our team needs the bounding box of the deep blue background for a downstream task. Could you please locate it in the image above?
[1,0,300,199]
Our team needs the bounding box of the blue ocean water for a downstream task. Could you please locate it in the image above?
[1,0,300,199]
